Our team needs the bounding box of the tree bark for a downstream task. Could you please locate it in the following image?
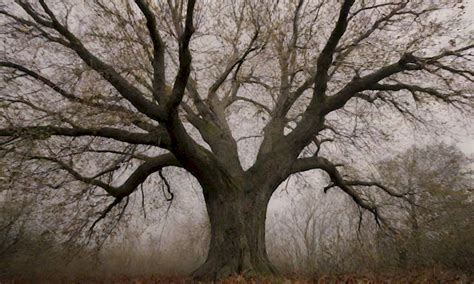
[192,179,277,280]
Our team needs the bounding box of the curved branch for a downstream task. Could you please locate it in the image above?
[345,180,406,199]
[227,96,272,114]
[117,154,180,197]
[158,169,173,202]
[290,156,388,226]
[1,61,81,102]
[88,196,126,234]
[32,153,180,198]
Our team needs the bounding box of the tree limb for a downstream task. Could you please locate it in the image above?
[323,53,423,113]
[290,156,389,226]
[32,153,180,198]
[134,0,166,102]
[369,83,470,104]
[324,45,474,113]
[0,126,170,148]
[166,0,196,113]
[312,0,355,102]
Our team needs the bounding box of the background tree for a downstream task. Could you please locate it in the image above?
[375,143,474,271]
[0,0,472,280]
[267,143,473,276]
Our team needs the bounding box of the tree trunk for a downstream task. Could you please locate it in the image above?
[192,180,277,280]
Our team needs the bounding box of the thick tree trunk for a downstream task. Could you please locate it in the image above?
[192,181,277,280]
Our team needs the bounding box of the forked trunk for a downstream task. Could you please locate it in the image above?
[192,181,277,280]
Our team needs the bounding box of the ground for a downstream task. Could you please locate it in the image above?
[1,269,472,283]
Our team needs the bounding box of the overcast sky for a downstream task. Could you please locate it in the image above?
[450,0,473,154]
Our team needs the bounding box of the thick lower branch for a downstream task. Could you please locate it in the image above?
[32,153,180,198]
[0,126,169,148]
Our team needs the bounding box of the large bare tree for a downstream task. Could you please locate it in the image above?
[0,0,472,279]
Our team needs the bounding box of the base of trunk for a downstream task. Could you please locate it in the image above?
[192,253,277,280]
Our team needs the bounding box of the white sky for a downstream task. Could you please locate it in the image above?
[451,0,473,154]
